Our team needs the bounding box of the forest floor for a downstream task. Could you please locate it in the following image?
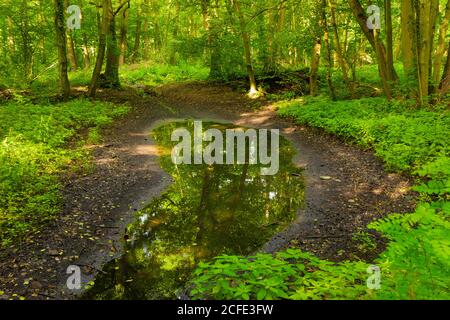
[0,82,417,299]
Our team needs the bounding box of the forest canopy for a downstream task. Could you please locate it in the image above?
[0,0,448,102]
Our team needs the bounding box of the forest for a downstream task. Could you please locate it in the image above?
[0,0,449,302]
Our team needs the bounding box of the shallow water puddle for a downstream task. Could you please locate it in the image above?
[84,121,305,299]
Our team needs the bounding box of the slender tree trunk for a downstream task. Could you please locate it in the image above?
[417,0,432,98]
[39,0,48,64]
[402,0,439,102]
[432,0,450,90]
[310,38,322,96]
[310,1,323,97]
[343,16,350,55]
[88,0,110,97]
[67,31,79,71]
[265,4,275,73]
[394,30,402,60]
[82,33,91,69]
[131,10,142,63]
[79,0,90,69]
[401,0,417,81]
[169,0,180,64]
[20,0,33,82]
[202,0,222,79]
[7,17,15,58]
[329,0,354,98]
[269,2,286,71]
[232,0,257,95]
[429,0,440,77]
[65,0,78,71]
[1,22,7,61]
[54,0,70,100]
[142,5,150,61]
[119,5,129,65]
[152,0,162,53]
[374,28,392,100]
[385,0,396,81]
[321,0,336,100]
[348,0,393,99]
[439,42,450,95]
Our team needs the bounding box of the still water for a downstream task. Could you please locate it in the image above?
[84,121,305,299]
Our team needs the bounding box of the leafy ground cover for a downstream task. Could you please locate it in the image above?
[190,96,450,300]
[69,63,209,89]
[0,97,129,247]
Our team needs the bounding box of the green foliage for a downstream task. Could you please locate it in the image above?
[277,97,449,174]
[190,96,450,300]
[274,96,449,299]
[0,98,129,247]
[190,248,372,300]
[368,202,450,299]
[120,63,209,87]
[69,63,209,88]
[352,230,377,253]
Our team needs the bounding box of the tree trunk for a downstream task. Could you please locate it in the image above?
[105,1,129,88]
[131,11,142,63]
[264,4,275,72]
[269,1,286,72]
[67,31,79,71]
[105,13,120,88]
[329,0,354,98]
[439,42,450,95]
[65,0,78,71]
[310,38,322,96]
[375,29,393,100]
[20,0,33,82]
[417,0,432,98]
[152,0,162,53]
[202,0,222,79]
[79,0,90,69]
[54,0,70,100]
[82,33,91,69]
[385,0,396,81]
[142,7,150,61]
[169,0,180,64]
[432,0,450,90]
[348,0,393,99]
[119,5,129,65]
[401,0,417,83]
[310,1,323,97]
[39,0,48,64]
[321,0,336,100]
[88,0,110,97]
[7,17,15,58]
[232,0,257,95]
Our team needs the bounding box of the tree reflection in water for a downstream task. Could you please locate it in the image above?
[84,121,305,300]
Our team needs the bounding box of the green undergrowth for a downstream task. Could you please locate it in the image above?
[0,97,129,247]
[121,62,209,86]
[277,97,449,174]
[70,62,209,88]
[190,96,450,300]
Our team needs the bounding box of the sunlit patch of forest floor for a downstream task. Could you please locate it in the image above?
[0,82,416,299]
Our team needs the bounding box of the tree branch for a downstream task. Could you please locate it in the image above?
[114,0,130,17]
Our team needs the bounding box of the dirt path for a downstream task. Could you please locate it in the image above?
[0,82,416,300]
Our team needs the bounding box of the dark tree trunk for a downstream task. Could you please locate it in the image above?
[88,0,110,97]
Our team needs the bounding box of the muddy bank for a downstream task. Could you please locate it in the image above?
[0,82,416,300]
